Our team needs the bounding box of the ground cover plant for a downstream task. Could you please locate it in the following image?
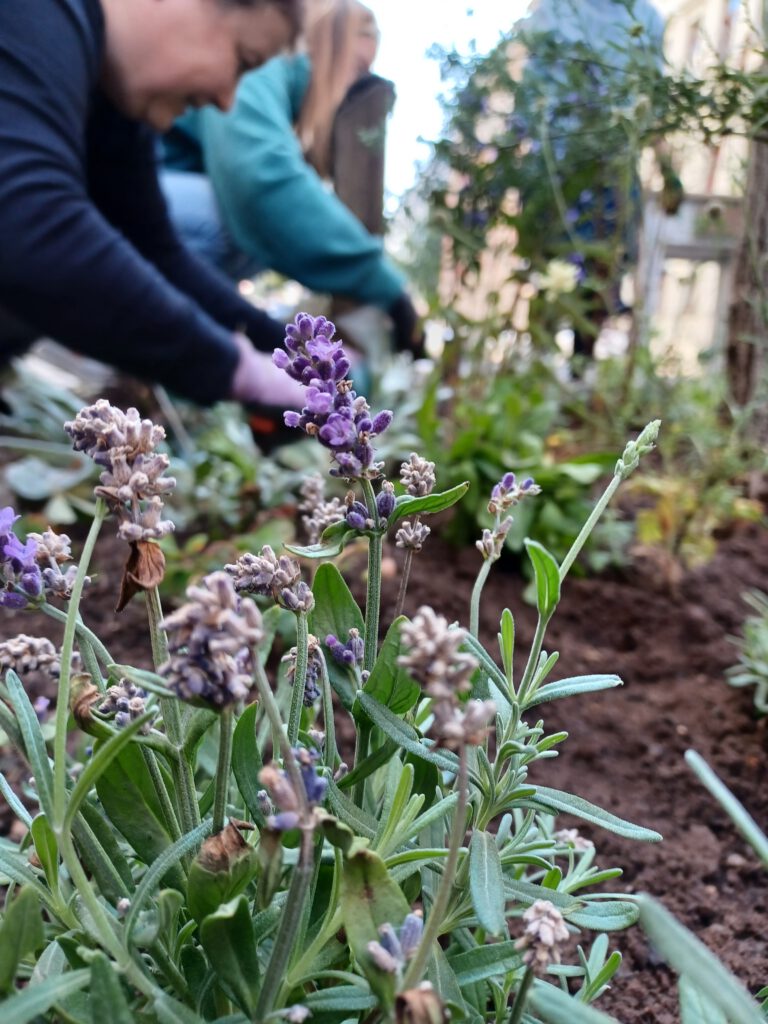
[0,312,695,1023]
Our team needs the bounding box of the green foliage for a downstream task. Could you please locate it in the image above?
[1,385,750,1024]
[727,589,768,715]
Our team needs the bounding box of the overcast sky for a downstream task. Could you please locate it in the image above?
[367,2,529,199]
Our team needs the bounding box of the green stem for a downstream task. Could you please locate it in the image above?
[145,585,200,834]
[318,650,338,772]
[255,829,315,1017]
[469,557,494,639]
[39,604,114,670]
[508,967,534,1024]
[287,611,309,747]
[516,616,549,707]
[56,829,157,998]
[212,707,233,834]
[54,499,107,828]
[253,662,308,815]
[401,746,469,989]
[141,748,181,842]
[151,940,190,1000]
[352,719,372,807]
[77,636,105,692]
[361,478,382,673]
[558,474,621,583]
[393,547,414,620]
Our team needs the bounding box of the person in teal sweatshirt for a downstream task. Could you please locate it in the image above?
[163,0,421,353]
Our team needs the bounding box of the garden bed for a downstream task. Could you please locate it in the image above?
[2,518,767,1022]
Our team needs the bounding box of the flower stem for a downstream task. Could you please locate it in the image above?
[516,615,548,707]
[393,548,414,620]
[287,611,309,746]
[361,478,383,673]
[558,474,621,583]
[141,748,181,842]
[253,661,308,815]
[318,649,337,771]
[53,499,106,828]
[401,746,468,989]
[212,706,233,834]
[508,967,534,1024]
[470,557,494,639]
[254,827,315,1017]
[145,584,200,835]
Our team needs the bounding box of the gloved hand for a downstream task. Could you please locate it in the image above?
[229,333,305,409]
[388,293,425,356]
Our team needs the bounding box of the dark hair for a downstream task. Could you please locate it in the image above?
[219,0,304,42]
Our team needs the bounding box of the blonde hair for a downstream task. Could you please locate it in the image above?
[296,0,378,178]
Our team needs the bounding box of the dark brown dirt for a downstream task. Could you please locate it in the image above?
[2,520,767,1022]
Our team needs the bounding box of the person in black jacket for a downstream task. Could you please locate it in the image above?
[0,0,305,408]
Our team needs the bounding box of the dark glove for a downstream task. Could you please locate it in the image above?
[388,293,425,356]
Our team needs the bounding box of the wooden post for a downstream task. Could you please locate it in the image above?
[331,73,395,237]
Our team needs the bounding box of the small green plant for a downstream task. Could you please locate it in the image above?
[727,589,768,715]
[0,313,675,1022]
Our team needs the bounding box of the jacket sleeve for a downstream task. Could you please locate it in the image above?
[198,58,406,310]
[0,1,245,405]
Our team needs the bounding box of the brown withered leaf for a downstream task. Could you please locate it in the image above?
[395,984,449,1024]
[197,821,251,873]
[116,541,166,612]
[70,672,99,730]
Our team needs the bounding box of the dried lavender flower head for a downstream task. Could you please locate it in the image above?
[0,634,60,678]
[298,474,345,545]
[273,312,393,480]
[64,400,176,544]
[400,453,436,497]
[159,571,263,709]
[514,899,570,971]
[395,520,431,553]
[225,546,313,613]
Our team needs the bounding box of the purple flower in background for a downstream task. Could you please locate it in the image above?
[273,313,392,480]
[0,508,43,610]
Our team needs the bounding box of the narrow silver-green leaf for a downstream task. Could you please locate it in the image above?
[469,831,506,936]
[200,896,260,1015]
[5,669,54,817]
[0,887,45,992]
[356,692,461,775]
[524,539,561,621]
[303,986,377,1011]
[231,702,265,826]
[529,980,621,1023]
[0,771,31,827]
[448,940,521,985]
[566,899,639,931]
[525,675,623,709]
[89,952,133,1024]
[1,969,90,1024]
[637,895,764,1024]
[685,750,768,867]
[679,975,728,1024]
[527,786,662,842]
[390,482,470,526]
[125,821,211,945]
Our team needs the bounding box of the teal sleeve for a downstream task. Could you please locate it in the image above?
[198,59,405,310]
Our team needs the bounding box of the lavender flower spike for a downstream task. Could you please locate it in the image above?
[273,312,392,480]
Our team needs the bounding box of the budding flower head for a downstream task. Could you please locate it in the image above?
[0,634,60,678]
[64,401,176,544]
[400,453,436,497]
[273,313,392,480]
[367,911,424,975]
[283,634,323,706]
[159,571,263,709]
[259,747,327,831]
[514,899,570,971]
[225,546,313,613]
[325,628,364,669]
[487,472,541,516]
[396,520,431,553]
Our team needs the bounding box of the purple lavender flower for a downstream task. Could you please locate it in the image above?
[0,510,43,610]
[273,313,392,480]
[326,628,364,668]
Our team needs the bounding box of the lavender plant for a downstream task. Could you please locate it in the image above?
[0,314,669,1023]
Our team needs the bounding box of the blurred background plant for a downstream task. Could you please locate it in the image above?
[727,588,768,715]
